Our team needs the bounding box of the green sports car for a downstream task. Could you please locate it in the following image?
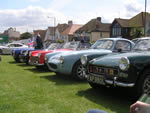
[85,37,150,98]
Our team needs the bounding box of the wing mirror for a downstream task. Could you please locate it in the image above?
[117,48,122,52]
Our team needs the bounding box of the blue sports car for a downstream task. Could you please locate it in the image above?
[47,38,135,80]
[12,48,34,62]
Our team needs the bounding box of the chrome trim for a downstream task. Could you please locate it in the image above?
[29,61,44,66]
[105,80,135,87]
[87,73,135,87]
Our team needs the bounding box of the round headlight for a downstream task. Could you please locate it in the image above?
[119,57,130,71]
[38,53,41,58]
[81,55,88,65]
[59,56,64,64]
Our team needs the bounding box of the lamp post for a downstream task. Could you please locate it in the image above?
[47,16,56,39]
[144,0,147,37]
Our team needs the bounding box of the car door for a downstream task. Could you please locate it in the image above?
[113,40,132,53]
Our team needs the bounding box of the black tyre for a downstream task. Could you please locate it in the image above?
[72,61,86,80]
[36,65,46,70]
[36,66,42,70]
[133,69,150,98]
[15,57,20,63]
[25,60,29,65]
[0,49,3,54]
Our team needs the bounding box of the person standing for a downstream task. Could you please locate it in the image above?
[34,32,43,50]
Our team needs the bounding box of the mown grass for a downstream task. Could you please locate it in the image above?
[0,55,133,113]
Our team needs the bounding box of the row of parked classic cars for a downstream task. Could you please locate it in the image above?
[4,37,150,99]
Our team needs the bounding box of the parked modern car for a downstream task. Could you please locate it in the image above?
[0,43,28,54]
[30,41,91,68]
[19,43,62,64]
[47,38,134,80]
[86,37,150,98]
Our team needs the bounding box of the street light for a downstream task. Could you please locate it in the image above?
[47,16,56,39]
[144,0,147,37]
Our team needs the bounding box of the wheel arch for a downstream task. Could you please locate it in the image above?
[137,65,150,83]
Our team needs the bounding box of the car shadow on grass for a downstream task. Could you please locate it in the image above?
[17,63,32,67]
[40,74,87,85]
[8,61,17,64]
[76,87,134,113]
[24,67,50,73]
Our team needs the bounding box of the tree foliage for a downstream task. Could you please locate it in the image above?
[20,32,33,39]
[130,27,144,38]
[56,40,64,43]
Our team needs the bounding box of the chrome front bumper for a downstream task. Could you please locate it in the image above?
[29,60,44,66]
[86,74,135,88]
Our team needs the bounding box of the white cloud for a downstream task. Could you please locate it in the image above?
[49,0,73,10]
[121,0,145,18]
[0,6,67,33]
[0,0,149,34]
[29,0,40,2]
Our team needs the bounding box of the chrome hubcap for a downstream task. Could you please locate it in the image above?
[143,76,150,95]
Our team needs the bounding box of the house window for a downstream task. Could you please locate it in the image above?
[112,23,121,37]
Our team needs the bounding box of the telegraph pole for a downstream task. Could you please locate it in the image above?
[47,16,56,39]
[144,0,147,37]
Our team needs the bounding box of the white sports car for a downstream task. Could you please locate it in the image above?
[0,43,28,54]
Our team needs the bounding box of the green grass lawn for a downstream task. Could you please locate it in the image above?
[0,55,133,113]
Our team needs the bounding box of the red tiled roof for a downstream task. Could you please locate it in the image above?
[113,12,150,28]
[115,18,129,27]
[57,24,68,33]
[129,12,150,27]
[61,24,83,35]
[75,17,111,33]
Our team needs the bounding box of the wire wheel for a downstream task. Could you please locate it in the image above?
[143,75,150,95]
[76,64,86,79]
[72,61,86,80]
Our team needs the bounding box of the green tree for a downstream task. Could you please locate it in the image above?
[56,40,64,43]
[130,27,144,38]
[20,32,33,39]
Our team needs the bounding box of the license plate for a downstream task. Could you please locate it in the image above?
[109,69,114,75]
[88,75,105,85]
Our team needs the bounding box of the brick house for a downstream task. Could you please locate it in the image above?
[61,21,83,42]
[44,24,68,42]
[3,27,20,42]
[111,12,150,39]
[75,17,111,41]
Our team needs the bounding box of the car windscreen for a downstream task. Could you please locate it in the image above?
[132,39,150,51]
[91,40,113,49]
[62,42,79,49]
[47,43,59,50]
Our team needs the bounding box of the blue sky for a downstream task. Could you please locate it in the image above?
[0,0,149,33]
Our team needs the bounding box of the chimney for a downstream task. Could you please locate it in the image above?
[96,17,101,29]
[68,20,73,26]
[97,17,101,22]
